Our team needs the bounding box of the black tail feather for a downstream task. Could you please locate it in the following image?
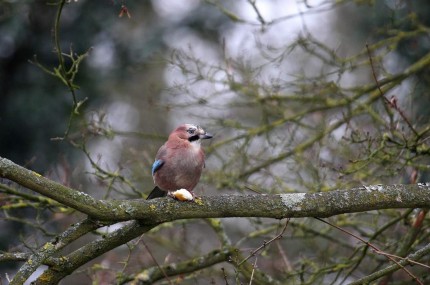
[146,186,167,200]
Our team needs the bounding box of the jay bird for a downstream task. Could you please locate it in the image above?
[146,124,213,200]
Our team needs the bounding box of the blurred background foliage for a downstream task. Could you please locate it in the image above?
[1,0,430,284]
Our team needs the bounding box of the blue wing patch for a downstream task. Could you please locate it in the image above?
[152,159,164,176]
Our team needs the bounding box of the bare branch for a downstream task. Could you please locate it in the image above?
[349,243,430,285]
[1,157,430,223]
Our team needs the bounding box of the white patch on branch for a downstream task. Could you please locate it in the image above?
[363,184,384,192]
[280,193,306,211]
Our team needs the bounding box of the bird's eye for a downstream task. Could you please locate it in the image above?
[187,128,195,134]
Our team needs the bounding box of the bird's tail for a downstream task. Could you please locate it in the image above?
[146,186,167,200]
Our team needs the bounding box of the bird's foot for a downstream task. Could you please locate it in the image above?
[169,189,194,201]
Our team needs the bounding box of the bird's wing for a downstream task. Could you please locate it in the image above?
[151,159,165,176]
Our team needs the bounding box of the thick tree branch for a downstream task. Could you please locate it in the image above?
[9,218,109,285]
[0,252,60,267]
[0,157,112,218]
[33,220,157,285]
[1,157,430,224]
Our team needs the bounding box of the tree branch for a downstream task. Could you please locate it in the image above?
[349,242,430,285]
[32,220,157,285]
[10,218,106,285]
[0,157,112,218]
[1,157,430,224]
[121,247,236,285]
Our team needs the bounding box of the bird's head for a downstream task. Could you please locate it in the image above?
[172,124,213,143]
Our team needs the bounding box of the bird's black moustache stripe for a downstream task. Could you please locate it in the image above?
[188,135,200,142]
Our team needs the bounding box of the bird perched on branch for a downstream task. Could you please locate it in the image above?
[146,124,213,200]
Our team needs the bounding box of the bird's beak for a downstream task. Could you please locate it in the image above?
[200,132,213,139]
[198,128,213,140]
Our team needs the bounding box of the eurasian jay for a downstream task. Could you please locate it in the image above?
[146,124,213,200]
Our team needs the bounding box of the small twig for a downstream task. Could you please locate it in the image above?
[54,0,77,107]
[221,267,230,285]
[248,0,266,25]
[378,252,430,270]
[81,144,141,196]
[249,256,257,285]
[140,238,173,285]
[366,44,418,136]
[315,217,423,285]
[238,218,290,266]
[276,239,293,271]
[244,185,262,194]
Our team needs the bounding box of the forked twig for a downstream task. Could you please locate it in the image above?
[315,217,423,285]
[238,218,290,266]
[366,44,418,136]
